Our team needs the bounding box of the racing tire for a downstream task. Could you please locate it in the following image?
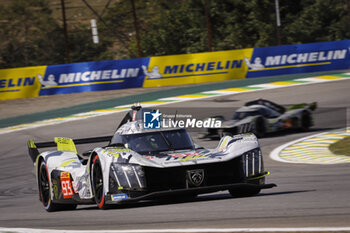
[38,160,77,212]
[291,117,299,129]
[91,156,108,209]
[228,178,263,197]
[300,112,311,131]
[253,117,265,138]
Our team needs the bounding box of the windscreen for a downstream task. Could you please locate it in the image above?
[232,111,259,120]
[110,129,194,154]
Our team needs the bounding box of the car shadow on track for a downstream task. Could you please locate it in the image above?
[75,189,315,211]
[198,127,343,141]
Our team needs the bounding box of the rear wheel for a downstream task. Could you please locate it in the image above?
[91,156,108,209]
[253,118,265,138]
[38,160,77,212]
[300,112,311,131]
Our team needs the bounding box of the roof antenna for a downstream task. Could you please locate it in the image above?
[131,102,142,111]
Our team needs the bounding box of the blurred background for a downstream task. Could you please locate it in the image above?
[1,0,350,69]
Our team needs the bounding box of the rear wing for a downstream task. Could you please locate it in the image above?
[245,99,286,114]
[27,135,112,163]
[288,102,317,111]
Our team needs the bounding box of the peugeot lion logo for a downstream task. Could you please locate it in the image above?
[187,169,205,187]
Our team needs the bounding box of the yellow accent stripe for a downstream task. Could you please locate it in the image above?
[59,159,76,167]
[41,80,124,89]
[113,107,130,111]
[250,62,331,71]
[247,171,270,180]
[91,109,124,113]
[219,137,230,150]
[219,88,252,92]
[139,101,172,105]
[314,75,343,80]
[28,140,36,148]
[175,94,211,98]
[268,81,300,85]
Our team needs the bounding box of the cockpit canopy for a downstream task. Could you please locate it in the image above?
[233,105,281,120]
[110,128,195,154]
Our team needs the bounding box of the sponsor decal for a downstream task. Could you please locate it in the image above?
[142,65,162,79]
[246,50,346,70]
[2,40,350,100]
[143,60,243,80]
[39,58,149,96]
[43,68,140,87]
[60,172,74,199]
[144,155,155,160]
[52,179,60,199]
[111,193,128,201]
[187,169,205,187]
[0,76,36,88]
[143,49,252,87]
[166,152,207,162]
[37,74,57,87]
[246,40,350,78]
[103,148,132,157]
[0,66,46,100]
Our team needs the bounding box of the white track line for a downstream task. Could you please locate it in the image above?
[2,227,350,233]
[270,128,350,164]
[269,132,329,164]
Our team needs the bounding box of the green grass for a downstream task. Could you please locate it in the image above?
[0,0,117,28]
[329,136,350,156]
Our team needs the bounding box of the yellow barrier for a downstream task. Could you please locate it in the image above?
[0,66,46,100]
[142,48,253,87]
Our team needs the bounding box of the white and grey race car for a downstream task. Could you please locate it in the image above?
[201,99,317,139]
[28,106,275,211]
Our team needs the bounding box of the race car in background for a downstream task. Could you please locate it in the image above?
[200,99,317,139]
[27,105,275,212]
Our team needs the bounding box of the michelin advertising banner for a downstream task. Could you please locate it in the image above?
[142,48,251,87]
[1,40,350,100]
[245,40,350,78]
[40,58,149,96]
[0,66,46,100]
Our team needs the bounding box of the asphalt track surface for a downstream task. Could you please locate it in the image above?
[0,78,350,231]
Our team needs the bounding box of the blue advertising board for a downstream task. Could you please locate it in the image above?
[13,40,349,98]
[245,40,350,78]
[39,58,150,96]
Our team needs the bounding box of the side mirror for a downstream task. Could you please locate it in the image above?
[194,144,204,149]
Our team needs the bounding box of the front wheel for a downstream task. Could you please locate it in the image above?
[229,177,264,197]
[229,188,261,197]
[91,156,108,209]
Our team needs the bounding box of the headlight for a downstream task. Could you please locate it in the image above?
[242,148,263,177]
[110,164,145,189]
